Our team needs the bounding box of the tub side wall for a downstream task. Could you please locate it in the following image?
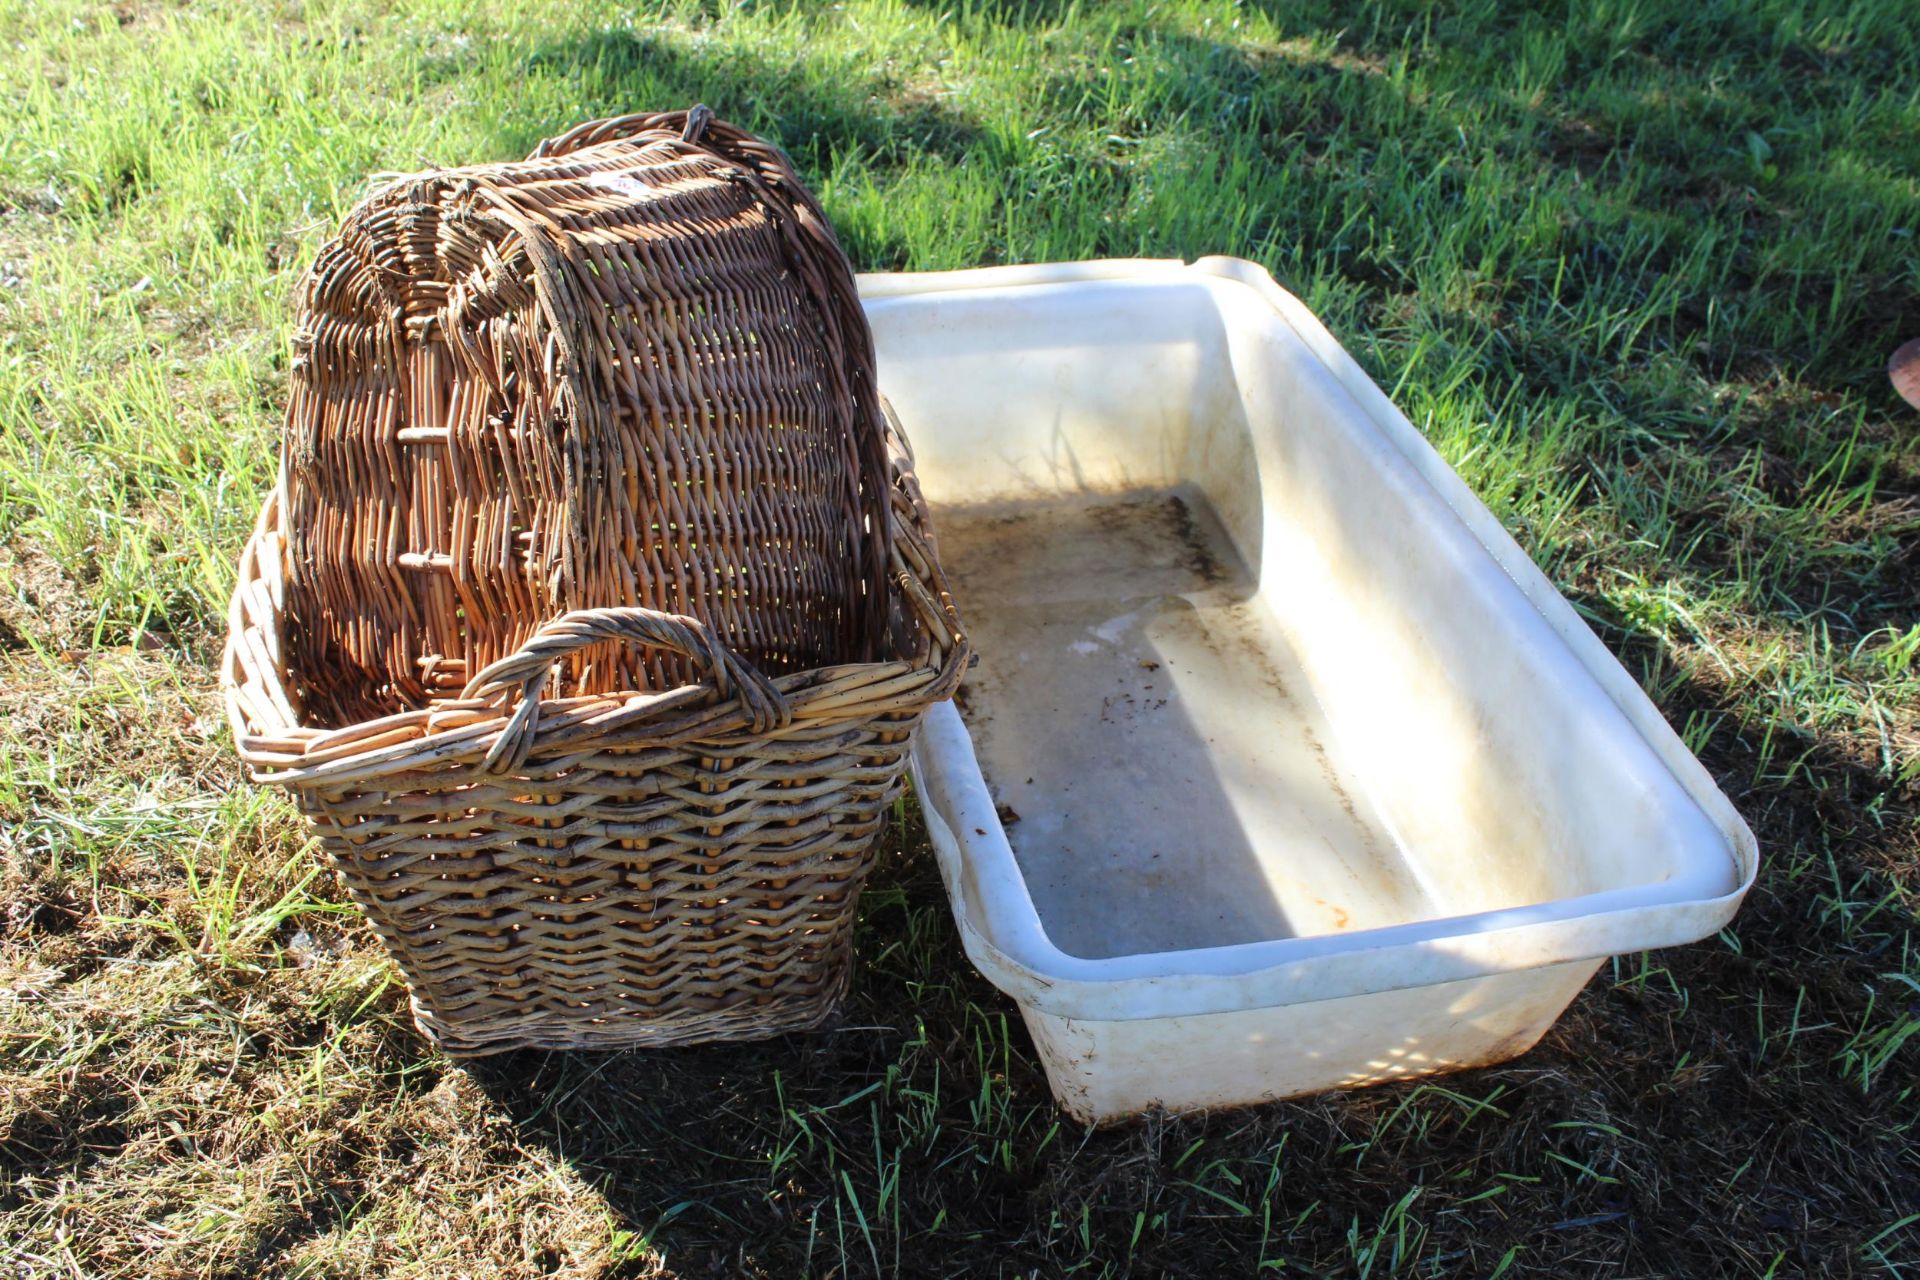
[1025,959,1602,1125]
[1209,282,1733,917]
[865,279,1217,509]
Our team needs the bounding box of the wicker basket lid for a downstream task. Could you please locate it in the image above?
[280,107,891,728]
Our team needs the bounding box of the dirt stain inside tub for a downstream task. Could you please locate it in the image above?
[939,488,1433,960]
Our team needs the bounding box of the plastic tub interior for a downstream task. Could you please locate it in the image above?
[866,259,1757,1124]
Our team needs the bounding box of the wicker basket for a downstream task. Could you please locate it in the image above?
[223,109,967,1054]
[280,105,895,727]
[225,415,963,1053]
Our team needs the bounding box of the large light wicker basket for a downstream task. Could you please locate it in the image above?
[222,109,967,1055]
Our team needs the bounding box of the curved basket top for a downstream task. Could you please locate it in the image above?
[280,108,892,728]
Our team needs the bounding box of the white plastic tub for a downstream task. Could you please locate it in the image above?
[863,259,1757,1124]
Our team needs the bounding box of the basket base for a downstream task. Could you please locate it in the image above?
[410,970,854,1057]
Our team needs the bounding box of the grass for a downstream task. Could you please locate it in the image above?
[1,0,1916,1274]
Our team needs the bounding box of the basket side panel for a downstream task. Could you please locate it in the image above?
[282,186,564,724]
[295,706,923,1053]
[510,144,885,692]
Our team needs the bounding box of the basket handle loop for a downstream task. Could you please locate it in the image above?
[681,103,714,145]
[459,606,791,775]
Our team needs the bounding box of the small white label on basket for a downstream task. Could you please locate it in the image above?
[584,171,662,202]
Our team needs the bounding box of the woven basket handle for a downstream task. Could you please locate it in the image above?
[460,607,791,774]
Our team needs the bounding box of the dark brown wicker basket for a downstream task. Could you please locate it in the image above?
[281,105,895,726]
[222,110,966,1054]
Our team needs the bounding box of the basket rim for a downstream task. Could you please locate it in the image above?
[223,425,967,788]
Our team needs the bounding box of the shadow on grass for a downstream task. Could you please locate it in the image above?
[460,818,1054,1277]
[486,27,986,178]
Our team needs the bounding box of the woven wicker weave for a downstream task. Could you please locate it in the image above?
[281,105,892,727]
[226,414,963,1054]
[224,110,968,1054]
